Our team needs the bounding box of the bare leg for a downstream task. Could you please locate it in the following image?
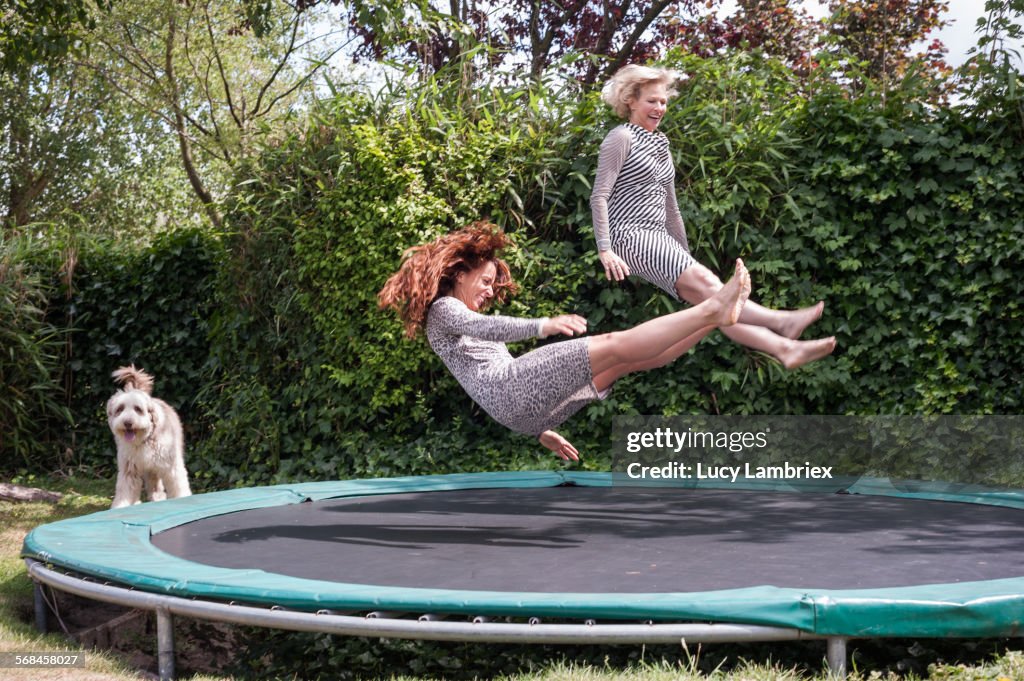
[592,328,713,390]
[675,264,835,370]
[539,267,747,462]
[588,260,750,392]
[676,263,824,337]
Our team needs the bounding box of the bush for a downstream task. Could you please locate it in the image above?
[19,227,222,474]
[189,51,1024,488]
[0,235,71,473]
[6,52,1022,485]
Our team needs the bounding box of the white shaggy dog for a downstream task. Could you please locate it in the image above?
[106,366,191,509]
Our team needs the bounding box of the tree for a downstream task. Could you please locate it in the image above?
[333,0,708,86]
[0,0,109,72]
[823,0,950,87]
[81,0,343,227]
[502,0,703,84]
[1,59,181,232]
[719,0,822,72]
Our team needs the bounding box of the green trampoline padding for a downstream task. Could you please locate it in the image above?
[22,470,1024,637]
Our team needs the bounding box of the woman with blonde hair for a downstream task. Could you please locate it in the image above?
[379,222,751,460]
[592,64,835,369]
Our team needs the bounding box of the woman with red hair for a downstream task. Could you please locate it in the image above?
[379,222,750,460]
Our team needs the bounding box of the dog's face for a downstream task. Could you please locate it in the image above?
[107,390,155,444]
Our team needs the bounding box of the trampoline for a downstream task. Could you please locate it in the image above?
[22,470,1024,679]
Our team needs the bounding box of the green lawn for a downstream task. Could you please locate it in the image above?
[2,475,1022,680]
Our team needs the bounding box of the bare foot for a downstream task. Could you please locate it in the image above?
[709,259,751,327]
[778,301,825,340]
[779,336,837,370]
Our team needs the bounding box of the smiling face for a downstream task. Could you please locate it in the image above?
[628,81,668,132]
[453,260,497,312]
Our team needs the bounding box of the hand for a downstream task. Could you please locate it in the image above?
[541,314,587,337]
[539,430,580,461]
[599,249,630,281]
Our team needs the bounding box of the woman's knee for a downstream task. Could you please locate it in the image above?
[588,331,627,370]
[675,263,722,302]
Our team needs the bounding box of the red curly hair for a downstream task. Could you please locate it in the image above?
[378,222,519,338]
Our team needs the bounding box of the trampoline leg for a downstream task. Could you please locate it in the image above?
[33,584,47,633]
[826,637,848,677]
[156,608,176,681]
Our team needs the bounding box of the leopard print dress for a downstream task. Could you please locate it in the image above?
[426,296,609,437]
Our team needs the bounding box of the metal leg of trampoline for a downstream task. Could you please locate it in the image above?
[34,583,47,633]
[827,637,848,677]
[156,608,176,681]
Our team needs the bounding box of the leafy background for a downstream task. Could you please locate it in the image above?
[3,47,1021,485]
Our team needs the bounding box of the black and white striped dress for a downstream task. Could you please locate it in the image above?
[590,123,694,300]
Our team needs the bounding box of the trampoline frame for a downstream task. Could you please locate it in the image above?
[26,558,841,680]
[24,470,1024,680]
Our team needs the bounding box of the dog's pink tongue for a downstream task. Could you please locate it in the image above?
[124,430,136,442]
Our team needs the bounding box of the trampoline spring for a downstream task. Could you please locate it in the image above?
[366,611,403,619]
[584,619,597,627]
[317,609,356,617]
[528,617,542,626]
[418,613,445,622]
[472,615,492,624]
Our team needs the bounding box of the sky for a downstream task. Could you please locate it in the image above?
[716,0,1023,68]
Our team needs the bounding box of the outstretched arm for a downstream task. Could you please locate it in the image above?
[429,297,545,342]
[539,430,579,461]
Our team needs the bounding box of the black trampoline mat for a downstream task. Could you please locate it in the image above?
[151,486,1024,593]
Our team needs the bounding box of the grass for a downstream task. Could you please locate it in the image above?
[0,475,232,681]
[1,474,1023,680]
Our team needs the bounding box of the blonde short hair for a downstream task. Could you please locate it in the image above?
[601,64,680,119]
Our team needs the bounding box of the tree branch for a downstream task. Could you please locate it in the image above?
[165,13,221,228]
[600,0,675,82]
[204,2,244,130]
[253,10,302,117]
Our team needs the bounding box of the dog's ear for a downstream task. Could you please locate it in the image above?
[148,401,162,430]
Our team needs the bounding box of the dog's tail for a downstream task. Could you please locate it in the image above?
[112,365,155,394]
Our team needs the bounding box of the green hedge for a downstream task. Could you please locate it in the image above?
[191,53,1023,487]
[784,85,1024,414]
[5,52,1022,484]
[0,228,220,476]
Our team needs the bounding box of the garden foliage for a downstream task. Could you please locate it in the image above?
[3,50,1022,484]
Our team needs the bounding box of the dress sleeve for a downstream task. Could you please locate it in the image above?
[665,182,690,252]
[589,127,631,253]
[428,297,545,342]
